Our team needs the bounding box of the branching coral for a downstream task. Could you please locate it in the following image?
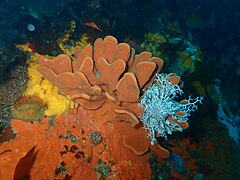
[139,73,204,145]
[37,35,189,157]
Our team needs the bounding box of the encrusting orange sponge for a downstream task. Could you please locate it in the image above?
[0,109,152,179]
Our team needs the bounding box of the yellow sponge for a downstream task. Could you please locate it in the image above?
[23,53,74,116]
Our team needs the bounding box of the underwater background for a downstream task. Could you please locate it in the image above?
[0,0,240,179]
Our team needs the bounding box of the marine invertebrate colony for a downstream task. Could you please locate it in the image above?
[21,51,74,116]
[0,111,152,179]
[37,35,198,157]
[11,95,46,122]
[139,73,204,145]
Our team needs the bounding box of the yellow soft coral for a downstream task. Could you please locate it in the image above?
[21,52,74,116]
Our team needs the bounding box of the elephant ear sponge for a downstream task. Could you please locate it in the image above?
[36,35,168,157]
[11,96,46,122]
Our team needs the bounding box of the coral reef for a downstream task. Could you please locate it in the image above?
[0,0,239,178]
[141,33,168,58]
[37,35,174,157]
[141,33,202,76]
[169,38,201,76]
